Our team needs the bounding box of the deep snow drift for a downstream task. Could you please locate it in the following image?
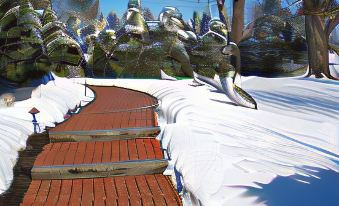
[76,76,338,206]
[0,76,94,194]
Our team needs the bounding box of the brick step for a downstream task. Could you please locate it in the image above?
[51,108,158,133]
[21,175,182,206]
[49,108,159,142]
[31,139,167,180]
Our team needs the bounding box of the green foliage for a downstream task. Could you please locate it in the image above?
[193,11,201,34]
[43,6,58,25]
[52,65,70,77]
[0,1,85,83]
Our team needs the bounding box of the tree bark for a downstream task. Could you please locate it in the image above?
[325,13,339,36]
[303,0,334,78]
[305,15,330,78]
[231,0,245,44]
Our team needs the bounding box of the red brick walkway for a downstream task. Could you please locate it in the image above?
[51,109,157,132]
[34,139,163,166]
[51,86,158,133]
[49,87,160,142]
[21,86,181,206]
[83,86,158,112]
[22,175,181,206]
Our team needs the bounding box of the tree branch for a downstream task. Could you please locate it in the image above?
[303,5,339,16]
[329,43,339,56]
[325,13,339,36]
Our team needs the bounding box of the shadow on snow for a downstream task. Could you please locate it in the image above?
[242,167,339,206]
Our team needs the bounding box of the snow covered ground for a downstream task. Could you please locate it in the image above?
[0,76,94,194]
[76,76,339,206]
[0,74,338,205]
[329,51,339,78]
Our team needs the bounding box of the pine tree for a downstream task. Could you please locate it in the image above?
[121,11,128,27]
[106,11,120,30]
[30,0,50,10]
[193,11,202,34]
[200,12,211,35]
[66,16,86,52]
[0,0,47,82]
[142,7,154,21]
[80,24,97,41]
[262,0,281,16]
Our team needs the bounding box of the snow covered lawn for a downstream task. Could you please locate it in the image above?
[0,75,337,205]
[0,76,94,194]
[78,76,338,206]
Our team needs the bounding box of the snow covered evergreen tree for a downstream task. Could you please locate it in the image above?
[193,11,202,34]
[121,11,128,27]
[262,0,281,16]
[80,24,97,41]
[142,7,155,21]
[66,16,87,52]
[106,11,120,30]
[200,12,211,35]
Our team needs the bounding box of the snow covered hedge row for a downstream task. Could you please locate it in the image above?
[0,76,94,194]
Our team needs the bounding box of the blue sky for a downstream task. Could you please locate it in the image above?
[100,0,293,22]
[100,0,210,20]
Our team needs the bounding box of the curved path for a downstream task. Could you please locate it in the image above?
[20,86,182,206]
[49,86,160,142]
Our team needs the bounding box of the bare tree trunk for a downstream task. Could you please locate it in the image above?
[302,0,336,78]
[231,0,245,44]
[304,15,330,78]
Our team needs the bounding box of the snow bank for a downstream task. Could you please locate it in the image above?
[329,52,339,78]
[0,75,94,194]
[77,77,338,206]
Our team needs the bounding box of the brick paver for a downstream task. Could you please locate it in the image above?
[21,86,181,206]
[51,86,157,133]
[34,139,164,166]
[21,175,181,206]
[52,109,157,132]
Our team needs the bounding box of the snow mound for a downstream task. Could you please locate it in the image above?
[78,77,338,206]
[329,52,339,78]
[0,76,94,194]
